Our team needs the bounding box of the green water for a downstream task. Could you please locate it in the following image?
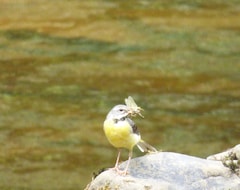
[0,0,239,189]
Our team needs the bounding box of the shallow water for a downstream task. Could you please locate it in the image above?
[0,0,240,189]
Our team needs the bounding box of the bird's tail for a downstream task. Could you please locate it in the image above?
[137,140,158,153]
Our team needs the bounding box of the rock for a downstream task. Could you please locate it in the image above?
[207,144,240,176]
[85,152,240,190]
[207,144,240,161]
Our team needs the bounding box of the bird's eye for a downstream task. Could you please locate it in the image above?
[119,109,124,112]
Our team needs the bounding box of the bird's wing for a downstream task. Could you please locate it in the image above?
[125,117,140,135]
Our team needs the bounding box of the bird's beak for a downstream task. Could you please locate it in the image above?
[127,109,133,114]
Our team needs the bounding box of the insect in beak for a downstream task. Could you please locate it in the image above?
[125,96,144,118]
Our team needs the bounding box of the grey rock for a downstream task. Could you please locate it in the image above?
[86,152,240,190]
[207,144,240,177]
[207,144,240,161]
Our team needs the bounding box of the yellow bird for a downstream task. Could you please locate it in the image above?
[103,104,157,175]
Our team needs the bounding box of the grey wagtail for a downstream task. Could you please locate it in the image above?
[103,98,157,175]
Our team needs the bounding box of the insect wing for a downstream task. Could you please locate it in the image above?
[125,96,137,108]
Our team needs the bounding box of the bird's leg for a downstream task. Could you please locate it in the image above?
[113,149,127,175]
[113,149,121,170]
[121,150,132,176]
[113,149,132,176]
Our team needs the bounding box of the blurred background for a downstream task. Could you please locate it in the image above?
[0,0,239,189]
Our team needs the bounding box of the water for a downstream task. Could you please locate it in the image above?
[0,0,239,189]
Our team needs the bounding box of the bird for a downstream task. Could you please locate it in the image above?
[103,104,157,175]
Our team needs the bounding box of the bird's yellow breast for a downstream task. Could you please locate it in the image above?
[103,119,140,150]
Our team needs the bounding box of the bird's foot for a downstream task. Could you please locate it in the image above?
[112,167,128,176]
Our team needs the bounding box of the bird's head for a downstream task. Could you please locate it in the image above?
[106,104,130,121]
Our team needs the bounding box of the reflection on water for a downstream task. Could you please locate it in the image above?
[0,0,240,189]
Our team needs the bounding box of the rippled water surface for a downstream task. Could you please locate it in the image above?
[0,0,240,189]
